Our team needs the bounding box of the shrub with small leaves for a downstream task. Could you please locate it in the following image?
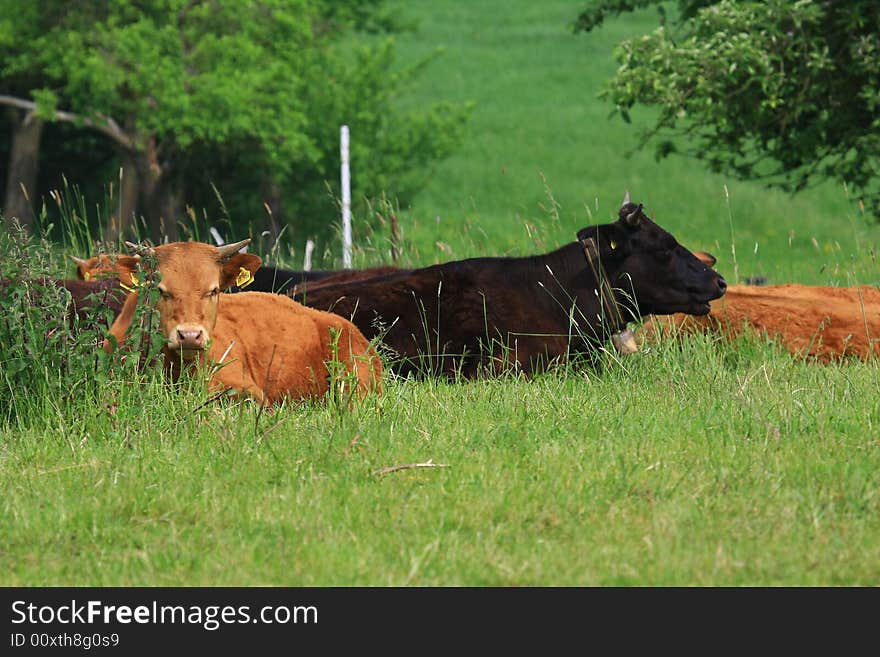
[0,218,165,427]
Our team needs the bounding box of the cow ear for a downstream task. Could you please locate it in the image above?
[71,255,93,279]
[113,255,143,286]
[576,226,595,243]
[693,251,717,267]
[116,255,142,271]
[623,202,644,228]
[220,253,262,290]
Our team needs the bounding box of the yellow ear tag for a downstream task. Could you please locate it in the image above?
[120,273,140,293]
[610,240,617,250]
[236,267,254,288]
[83,271,91,281]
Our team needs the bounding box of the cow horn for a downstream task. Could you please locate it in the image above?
[625,203,643,226]
[216,239,251,260]
[125,241,155,257]
[70,255,89,267]
[622,190,630,206]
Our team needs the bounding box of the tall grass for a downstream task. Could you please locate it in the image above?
[3,174,880,585]
[2,326,879,585]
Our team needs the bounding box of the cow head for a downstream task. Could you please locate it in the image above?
[72,254,141,287]
[576,198,726,316]
[106,240,261,360]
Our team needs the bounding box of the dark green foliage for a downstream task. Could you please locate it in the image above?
[0,0,469,247]
[574,0,714,32]
[576,0,880,218]
[0,221,164,427]
[181,39,471,247]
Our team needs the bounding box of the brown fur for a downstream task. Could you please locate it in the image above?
[103,241,382,404]
[641,284,880,362]
[73,254,141,287]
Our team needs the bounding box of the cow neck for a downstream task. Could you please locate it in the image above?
[523,241,617,334]
[578,237,627,333]
[578,237,638,354]
[533,241,626,333]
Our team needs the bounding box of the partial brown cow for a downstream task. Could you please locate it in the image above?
[104,239,382,404]
[641,253,880,361]
[72,254,141,288]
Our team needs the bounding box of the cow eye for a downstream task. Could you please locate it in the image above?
[159,290,172,301]
[207,288,220,298]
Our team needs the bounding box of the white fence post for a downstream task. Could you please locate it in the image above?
[340,125,352,269]
[209,226,225,246]
[303,239,315,272]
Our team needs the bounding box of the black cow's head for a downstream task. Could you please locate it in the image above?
[577,197,726,316]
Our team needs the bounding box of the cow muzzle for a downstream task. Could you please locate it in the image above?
[168,324,208,358]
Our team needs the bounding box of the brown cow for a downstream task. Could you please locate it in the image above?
[292,199,728,377]
[72,254,141,288]
[104,239,382,404]
[640,252,880,361]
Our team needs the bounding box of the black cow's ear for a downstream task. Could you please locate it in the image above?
[617,202,645,229]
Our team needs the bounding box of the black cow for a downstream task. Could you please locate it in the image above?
[248,266,335,294]
[293,200,727,377]
[248,265,400,294]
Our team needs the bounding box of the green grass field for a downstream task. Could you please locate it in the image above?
[3,337,879,586]
[381,1,880,289]
[2,0,879,586]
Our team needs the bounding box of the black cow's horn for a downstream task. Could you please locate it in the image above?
[622,190,630,206]
[216,239,251,260]
[125,241,155,257]
[625,203,643,226]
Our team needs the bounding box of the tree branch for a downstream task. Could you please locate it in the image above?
[0,94,136,151]
[372,459,450,477]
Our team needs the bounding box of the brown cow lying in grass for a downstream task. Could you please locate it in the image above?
[103,239,382,404]
[641,253,880,361]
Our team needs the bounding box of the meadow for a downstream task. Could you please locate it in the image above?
[1,0,879,586]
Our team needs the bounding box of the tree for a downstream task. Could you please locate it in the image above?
[0,0,78,231]
[575,0,880,217]
[1,0,468,244]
